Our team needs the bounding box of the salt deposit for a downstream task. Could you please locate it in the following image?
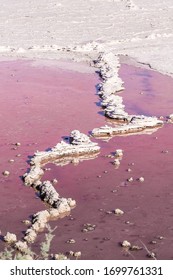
[0,0,173,78]
[23,130,100,186]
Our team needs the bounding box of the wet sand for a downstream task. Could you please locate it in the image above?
[0,60,173,259]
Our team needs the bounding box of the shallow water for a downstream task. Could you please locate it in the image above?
[0,59,173,260]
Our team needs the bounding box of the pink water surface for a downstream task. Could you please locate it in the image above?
[0,59,173,260]
[0,59,102,246]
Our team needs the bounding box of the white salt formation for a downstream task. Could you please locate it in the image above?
[94,52,127,122]
[24,196,76,243]
[23,130,100,187]
[92,52,164,139]
[92,116,163,139]
[22,130,99,243]
[4,232,17,244]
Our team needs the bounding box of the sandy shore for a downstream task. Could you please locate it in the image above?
[0,0,173,76]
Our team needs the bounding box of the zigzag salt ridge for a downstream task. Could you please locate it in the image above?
[21,130,100,243]
[23,130,100,187]
[92,52,163,138]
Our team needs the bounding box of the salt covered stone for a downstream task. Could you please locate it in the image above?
[127,177,133,182]
[114,209,124,215]
[52,178,58,184]
[112,159,120,166]
[15,142,21,146]
[4,232,17,243]
[74,251,81,258]
[121,240,131,248]
[115,149,123,157]
[15,241,28,253]
[54,254,68,260]
[2,170,10,176]
[138,177,145,182]
[168,114,173,120]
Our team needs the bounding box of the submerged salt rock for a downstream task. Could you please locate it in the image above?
[4,232,17,243]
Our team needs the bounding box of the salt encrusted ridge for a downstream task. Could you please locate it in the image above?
[94,52,130,122]
[92,52,164,138]
[20,130,100,243]
[95,52,125,96]
[92,116,163,139]
[24,194,76,243]
[23,130,100,186]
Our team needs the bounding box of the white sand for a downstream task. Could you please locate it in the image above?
[0,0,173,75]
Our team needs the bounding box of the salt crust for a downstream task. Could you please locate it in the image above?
[22,130,100,243]
[91,52,163,139]
[23,130,100,186]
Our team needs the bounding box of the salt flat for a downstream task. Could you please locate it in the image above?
[0,0,173,75]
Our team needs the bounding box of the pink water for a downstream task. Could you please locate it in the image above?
[0,59,173,260]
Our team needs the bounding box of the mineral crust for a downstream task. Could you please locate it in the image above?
[24,194,76,243]
[93,52,164,137]
[23,130,100,186]
[92,115,163,139]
